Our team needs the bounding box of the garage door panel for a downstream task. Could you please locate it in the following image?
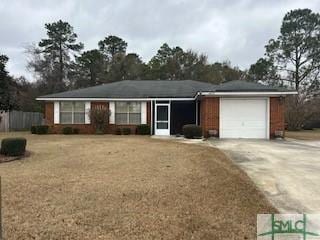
[220,98,268,139]
[243,120,266,127]
[221,120,242,128]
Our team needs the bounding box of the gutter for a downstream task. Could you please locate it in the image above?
[36,97,195,101]
[36,91,297,101]
[198,91,298,96]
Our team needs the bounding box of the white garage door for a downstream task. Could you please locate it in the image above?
[220,98,268,139]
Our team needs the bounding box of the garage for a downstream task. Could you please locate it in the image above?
[220,98,269,139]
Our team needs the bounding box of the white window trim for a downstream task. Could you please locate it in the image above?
[60,102,86,124]
[54,102,60,124]
[115,102,142,125]
[85,102,91,124]
[109,102,115,124]
[141,102,147,124]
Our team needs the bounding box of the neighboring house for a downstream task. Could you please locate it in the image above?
[36,80,296,139]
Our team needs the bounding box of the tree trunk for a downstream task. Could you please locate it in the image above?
[295,48,300,91]
[59,41,64,90]
[90,67,95,86]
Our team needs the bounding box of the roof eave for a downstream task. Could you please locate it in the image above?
[200,91,297,96]
[36,97,196,101]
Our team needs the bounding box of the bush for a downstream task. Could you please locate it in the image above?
[73,128,80,134]
[302,120,320,130]
[0,138,27,156]
[122,128,131,135]
[35,125,49,134]
[182,124,202,139]
[115,128,122,135]
[62,127,73,135]
[89,106,109,134]
[136,124,150,135]
[30,126,37,134]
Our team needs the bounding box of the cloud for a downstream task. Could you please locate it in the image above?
[0,0,319,79]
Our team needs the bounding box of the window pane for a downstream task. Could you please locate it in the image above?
[157,122,168,129]
[115,102,128,113]
[157,106,168,121]
[74,113,85,124]
[74,102,85,112]
[129,113,141,124]
[129,102,141,113]
[60,112,72,124]
[61,102,73,111]
[115,113,128,124]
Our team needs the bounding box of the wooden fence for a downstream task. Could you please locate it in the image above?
[0,110,44,132]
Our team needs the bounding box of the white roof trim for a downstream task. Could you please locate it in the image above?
[200,91,297,96]
[36,91,297,101]
[36,97,196,101]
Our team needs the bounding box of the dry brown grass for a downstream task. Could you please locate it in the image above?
[286,129,320,140]
[0,133,276,239]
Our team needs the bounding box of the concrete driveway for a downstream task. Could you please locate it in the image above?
[208,139,320,213]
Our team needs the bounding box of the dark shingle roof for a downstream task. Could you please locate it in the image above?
[215,80,293,92]
[38,80,216,98]
[37,80,295,99]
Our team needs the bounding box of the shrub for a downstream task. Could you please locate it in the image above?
[115,128,122,135]
[62,127,73,135]
[73,128,80,134]
[89,106,109,134]
[136,124,150,135]
[35,125,49,134]
[0,138,27,156]
[182,124,202,139]
[122,128,131,135]
[30,126,37,134]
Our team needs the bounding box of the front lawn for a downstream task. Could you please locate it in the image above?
[0,133,275,239]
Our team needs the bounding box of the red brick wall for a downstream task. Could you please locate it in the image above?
[270,97,285,138]
[45,98,285,137]
[44,101,151,134]
[200,97,219,137]
[45,102,54,125]
[91,101,108,110]
[200,96,285,139]
[147,102,151,125]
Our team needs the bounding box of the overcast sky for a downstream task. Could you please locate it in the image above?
[1,0,319,80]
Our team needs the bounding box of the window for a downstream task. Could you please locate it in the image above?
[115,102,141,124]
[60,102,85,124]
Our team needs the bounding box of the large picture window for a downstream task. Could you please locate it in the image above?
[60,102,85,124]
[115,102,141,124]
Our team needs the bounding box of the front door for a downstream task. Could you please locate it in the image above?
[155,103,170,135]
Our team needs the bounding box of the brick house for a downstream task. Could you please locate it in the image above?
[37,80,296,139]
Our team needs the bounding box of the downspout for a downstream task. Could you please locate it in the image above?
[169,100,171,135]
[195,92,201,126]
[150,100,153,135]
[7,110,10,132]
[195,99,198,126]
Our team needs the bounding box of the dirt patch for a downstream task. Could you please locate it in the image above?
[286,129,320,140]
[0,133,276,239]
[0,151,31,163]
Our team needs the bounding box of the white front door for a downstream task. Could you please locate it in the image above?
[220,98,269,139]
[155,103,170,135]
